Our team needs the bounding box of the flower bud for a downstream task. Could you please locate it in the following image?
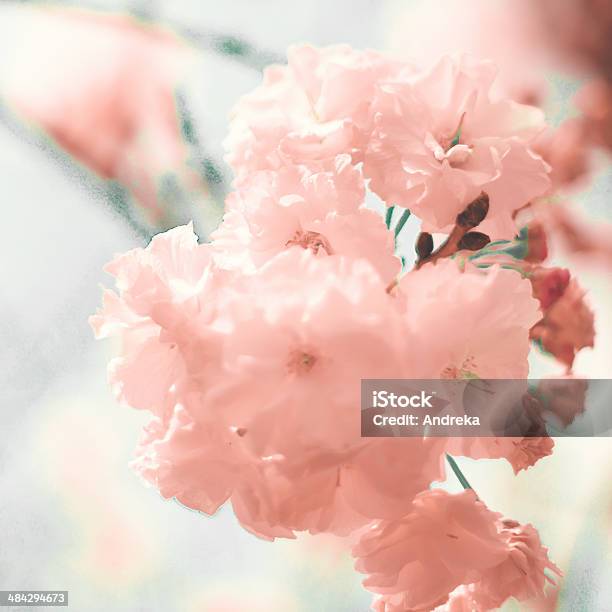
[415,232,434,258]
[456,192,489,229]
[458,231,490,251]
[524,222,548,263]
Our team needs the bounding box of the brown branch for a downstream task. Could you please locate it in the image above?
[415,192,490,269]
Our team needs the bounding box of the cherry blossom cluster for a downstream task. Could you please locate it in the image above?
[92,45,596,611]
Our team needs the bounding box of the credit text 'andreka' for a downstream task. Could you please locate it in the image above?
[370,390,481,427]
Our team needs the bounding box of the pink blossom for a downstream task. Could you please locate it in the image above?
[89,224,222,416]
[204,249,412,477]
[355,492,560,612]
[353,489,508,611]
[398,259,541,379]
[224,44,400,180]
[89,36,569,600]
[212,156,399,281]
[365,55,550,239]
[0,5,196,217]
[91,226,449,540]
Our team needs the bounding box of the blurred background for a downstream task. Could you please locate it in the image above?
[1,1,611,610]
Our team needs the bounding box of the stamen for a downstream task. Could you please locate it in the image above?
[286,230,334,255]
[441,356,479,379]
[287,349,318,375]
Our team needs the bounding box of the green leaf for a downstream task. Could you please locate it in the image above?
[394,209,411,238]
[445,454,473,490]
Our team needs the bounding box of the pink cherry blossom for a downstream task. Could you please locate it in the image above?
[365,55,551,239]
[353,489,508,611]
[204,249,412,478]
[90,224,223,416]
[211,156,399,281]
[105,237,451,539]
[398,259,541,379]
[224,44,401,180]
[89,37,569,606]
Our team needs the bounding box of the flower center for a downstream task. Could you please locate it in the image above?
[286,230,334,255]
[441,356,479,379]
[429,112,472,166]
[287,349,318,375]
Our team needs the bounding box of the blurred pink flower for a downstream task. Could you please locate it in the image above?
[542,202,612,267]
[0,5,196,217]
[398,259,541,379]
[532,118,591,189]
[385,0,549,104]
[576,79,612,152]
[537,376,587,427]
[364,55,550,239]
[224,44,401,180]
[531,279,595,369]
[531,0,612,79]
[529,266,571,310]
[353,489,508,611]
[212,155,399,281]
[524,221,549,263]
